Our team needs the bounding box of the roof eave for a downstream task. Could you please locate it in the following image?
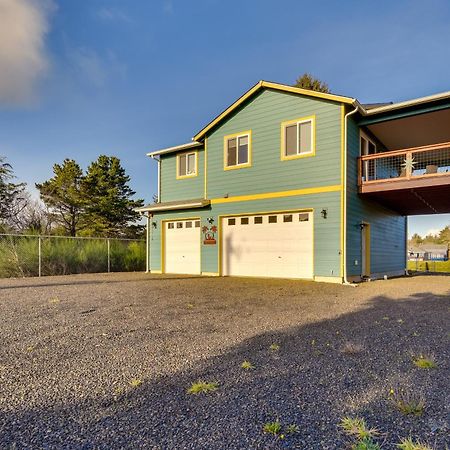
[147,141,203,158]
[364,91,450,115]
[135,199,210,213]
[193,80,357,141]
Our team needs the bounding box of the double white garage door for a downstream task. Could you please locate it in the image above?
[164,211,313,279]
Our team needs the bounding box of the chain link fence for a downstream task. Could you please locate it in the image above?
[0,234,146,278]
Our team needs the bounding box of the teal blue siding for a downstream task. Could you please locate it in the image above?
[160,150,204,202]
[346,117,407,277]
[205,89,342,199]
[150,191,341,278]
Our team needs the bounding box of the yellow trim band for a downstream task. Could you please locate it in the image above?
[210,184,341,204]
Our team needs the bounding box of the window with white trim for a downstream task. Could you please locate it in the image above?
[360,133,376,156]
[225,133,250,168]
[177,152,197,177]
[360,132,377,181]
[282,118,314,158]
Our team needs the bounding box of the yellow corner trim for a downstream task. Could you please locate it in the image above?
[223,130,252,171]
[204,137,208,198]
[340,104,345,278]
[193,80,355,141]
[176,150,199,180]
[280,115,316,161]
[211,184,341,204]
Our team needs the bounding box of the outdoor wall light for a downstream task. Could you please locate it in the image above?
[207,217,215,224]
[321,208,328,219]
[152,221,157,229]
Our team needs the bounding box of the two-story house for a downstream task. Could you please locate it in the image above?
[138,81,450,283]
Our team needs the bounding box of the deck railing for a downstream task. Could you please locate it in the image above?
[358,141,450,185]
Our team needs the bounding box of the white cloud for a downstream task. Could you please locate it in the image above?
[0,0,53,105]
[70,48,127,88]
[96,7,131,23]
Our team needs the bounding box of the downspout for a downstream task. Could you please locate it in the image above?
[343,105,359,285]
[145,213,152,273]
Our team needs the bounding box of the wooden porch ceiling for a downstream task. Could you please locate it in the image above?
[361,175,450,215]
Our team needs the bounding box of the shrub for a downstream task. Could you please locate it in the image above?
[390,390,425,416]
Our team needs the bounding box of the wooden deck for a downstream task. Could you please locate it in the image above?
[358,142,450,214]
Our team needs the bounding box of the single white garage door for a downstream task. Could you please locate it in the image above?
[165,219,201,274]
[221,211,313,279]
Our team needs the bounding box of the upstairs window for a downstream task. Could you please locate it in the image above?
[224,131,251,169]
[281,116,315,160]
[177,151,197,178]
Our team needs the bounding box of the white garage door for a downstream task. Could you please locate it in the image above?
[165,219,201,274]
[222,211,313,279]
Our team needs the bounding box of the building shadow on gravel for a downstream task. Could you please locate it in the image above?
[0,274,202,290]
[1,290,449,450]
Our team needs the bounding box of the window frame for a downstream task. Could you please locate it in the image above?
[280,115,315,161]
[176,151,198,179]
[359,131,376,156]
[223,130,252,170]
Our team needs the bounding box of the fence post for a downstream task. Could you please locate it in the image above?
[107,239,111,273]
[38,236,42,277]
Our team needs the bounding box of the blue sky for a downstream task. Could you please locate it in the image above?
[0,0,449,237]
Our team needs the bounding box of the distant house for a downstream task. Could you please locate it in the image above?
[408,244,449,261]
[138,80,450,282]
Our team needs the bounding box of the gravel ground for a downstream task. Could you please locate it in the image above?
[0,273,448,449]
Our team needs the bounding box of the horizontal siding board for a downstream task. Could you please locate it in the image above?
[160,151,204,202]
[206,89,342,199]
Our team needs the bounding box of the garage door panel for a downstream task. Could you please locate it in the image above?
[222,212,313,279]
[165,221,200,275]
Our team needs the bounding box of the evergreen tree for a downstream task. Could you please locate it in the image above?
[36,159,85,236]
[83,155,144,236]
[0,156,27,229]
[293,73,330,93]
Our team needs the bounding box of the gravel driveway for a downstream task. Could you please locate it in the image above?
[0,273,448,449]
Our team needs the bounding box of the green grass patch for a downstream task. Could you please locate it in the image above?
[397,437,434,450]
[262,420,282,436]
[187,381,218,395]
[241,360,255,370]
[407,260,450,273]
[129,378,142,388]
[352,437,381,450]
[339,417,378,440]
[412,354,437,369]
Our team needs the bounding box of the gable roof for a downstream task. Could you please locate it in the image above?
[147,80,450,157]
[193,80,358,141]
